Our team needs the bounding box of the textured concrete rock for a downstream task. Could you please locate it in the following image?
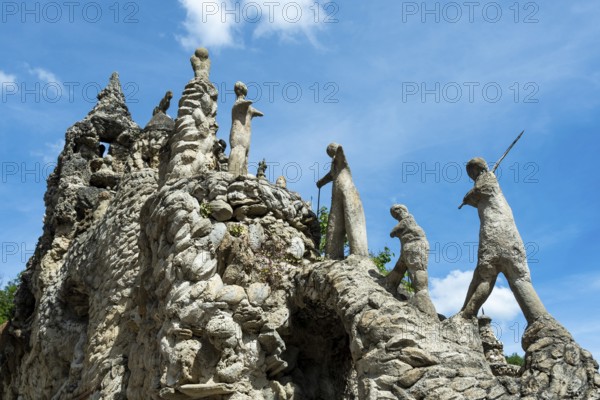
[386,204,437,318]
[316,143,368,259]
[1,55,598,400]
[228,82,263,178]
[459,158,548,324]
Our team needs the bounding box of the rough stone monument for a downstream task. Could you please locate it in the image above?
[257,159,267,180]
[228,81,264,178]
[458,157,548,324]
[0,51,598,400]
[153,91,173,116]
[317,143,369,259]
[386,204,437,318]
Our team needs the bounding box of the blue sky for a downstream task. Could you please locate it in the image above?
[1,1,599,357]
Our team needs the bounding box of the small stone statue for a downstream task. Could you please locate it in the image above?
[212,139,228,172]
[257,159,267,180]
[459,157,548,324]
[276,176,286,188]
[153,91,173,116]
[316,143,368,259]
[386,204,437,318]
[191,47,211,80]
[228,82,264,178]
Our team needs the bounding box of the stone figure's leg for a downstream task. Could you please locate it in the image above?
[503,261,548,324]
[242,146,250,177]
[411,269,438,318]
[325,192,346,260]
[228,146,246,177]
[386,258,407,290]
[461,262,497,319]
[342,188,369,257]
[408,248,437,317]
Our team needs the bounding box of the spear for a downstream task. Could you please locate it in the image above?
[491,130,525,174]
[316,187,321,218]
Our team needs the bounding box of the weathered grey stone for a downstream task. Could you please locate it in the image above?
[316,143,368,259]
[209,199,233,221]
[386,204,437,318]
[153,90,173,116]
[247,282,270,306]
[459,158,548,324]
[2,52,598,400]
[228,82,263,178]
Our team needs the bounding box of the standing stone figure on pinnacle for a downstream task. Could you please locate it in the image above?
[317,143,368,259]
[459,157,548,324]
[228,81,264,178]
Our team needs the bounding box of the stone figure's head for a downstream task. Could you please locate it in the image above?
[276,176,287,188]
[326,143,341,158]
[466,157,489,181]
[390,204,409,221]
[194,47,209,60]
[234,81,248,98]
[166,91,173,99]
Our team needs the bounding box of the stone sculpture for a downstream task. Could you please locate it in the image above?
[316,143,368,259]
[276,176,286,188]
[212,139,228,172]
[190,47,211,80]
[2,51,599,400]
[152,91,173,116]
[459,157,548,323]
[386,204,437,318]
[228,82,264,178]
[164,48,219,182]
[257,159,267,180]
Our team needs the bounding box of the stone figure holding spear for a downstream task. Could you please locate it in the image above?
[459,131,549,324]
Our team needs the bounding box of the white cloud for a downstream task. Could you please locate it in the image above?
[430,270,521,321]
[0,69,17,85]
[29,67,60,84]
[177,0,330,50]
[177,0,240,49]
[23,63,60,84]
[252,0,326,47]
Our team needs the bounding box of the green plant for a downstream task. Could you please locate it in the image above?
[506,352,524,366]
[0,277,19,324]
[228,223,246,237]
[369,246,394,276]
[318,206,349,255]
[199,201,212,218]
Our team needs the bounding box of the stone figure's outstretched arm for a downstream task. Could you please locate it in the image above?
[460,188,478,209]
[316,172,333,188]
[390,223,403,238]
[250,106,264,118]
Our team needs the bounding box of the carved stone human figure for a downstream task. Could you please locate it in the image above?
[257,159,267,180]
[153,91,173,116]
[276,176,286,188]
[316,143,368,259]
[212,139,228,171]
[190,48,211,80]
[386,204,437,318]
[459,157,548,324]
[228,82,264,178]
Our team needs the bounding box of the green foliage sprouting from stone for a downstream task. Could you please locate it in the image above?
[198,201,212,218]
